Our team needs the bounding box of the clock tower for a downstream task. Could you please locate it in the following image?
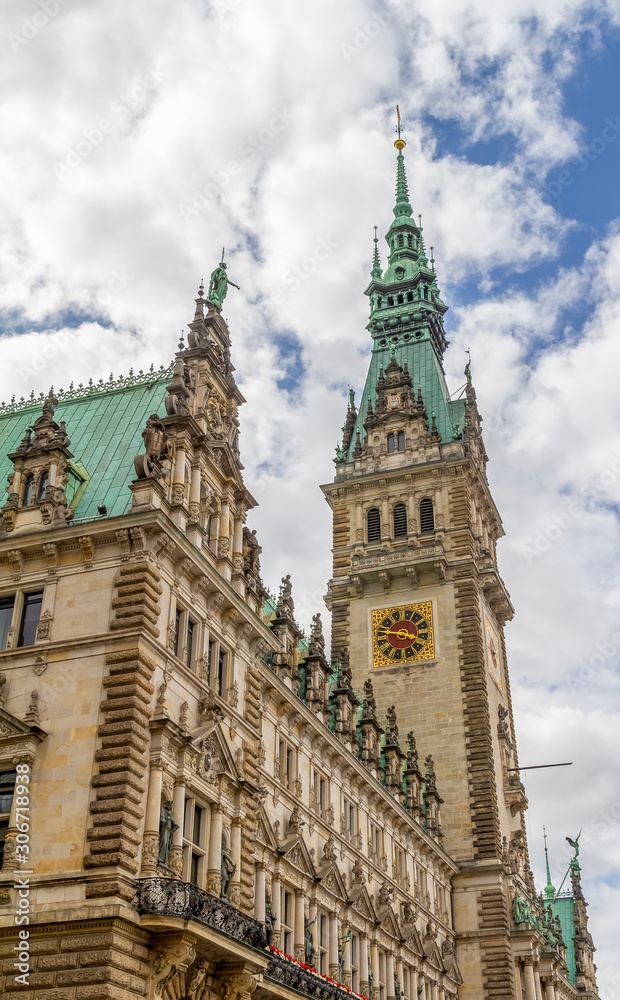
[322,130,532,997]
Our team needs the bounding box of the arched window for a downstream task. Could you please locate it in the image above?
[22,475,34,507]
[397,294,404,305]
[387,433,395,454]
[397,431,405,452]
[407,234,413,248]
[377,297,382,308]
[420,498,435,533]
[388,296,394,307]
[398,234,404,247]
[393,502,407,537]
[37,471,49,499]
[367,508,381,542]
[407,291,413,302]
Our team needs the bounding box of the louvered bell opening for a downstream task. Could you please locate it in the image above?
[393,503,407,537]
[420,498,435,533]
[367,508,381,542]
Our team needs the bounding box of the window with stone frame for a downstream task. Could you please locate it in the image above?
[22,475,35,507]
[313,766,329,817]
[282,888,295,957]
[342,794,357,839]
[173,605,199,670]
[0,590,44,649]
[378,950,386,1000]
[367,507,381,542]
[183,796,208,887]
[206,635,228,695]
[369,819,382,862]
[277,738,295,790]
[317,910,329,975]
[350,931,360,992]
[0,770,17,866]
[394,843,407,887]
[419,497,435,533]
[401,965,410,1000]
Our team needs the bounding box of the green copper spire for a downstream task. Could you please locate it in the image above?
[544,827,556,901]
[393,150,413,219]
[371,225,382,278]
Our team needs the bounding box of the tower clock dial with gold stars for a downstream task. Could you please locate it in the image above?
[372,602,434,667]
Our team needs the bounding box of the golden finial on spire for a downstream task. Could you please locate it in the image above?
[394,105,406,150]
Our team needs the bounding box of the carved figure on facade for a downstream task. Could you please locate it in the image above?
[134,413,171,480]
[304,915,317,966]
[158,800,178,864]
[220,836,236,899]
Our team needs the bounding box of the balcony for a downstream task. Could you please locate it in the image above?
[133,877,268,950]
[265,948,369,1000]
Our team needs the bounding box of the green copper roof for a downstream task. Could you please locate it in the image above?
[549,896,576,984]
[0,371,171,520]
[346,339,466,460]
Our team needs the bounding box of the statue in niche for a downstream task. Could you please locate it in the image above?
[304,915,317,965]
[265,892,276,943]
[220,837,236,899]
[158,800,178,864]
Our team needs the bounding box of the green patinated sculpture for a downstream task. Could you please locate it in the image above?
[206,261,240,310]
[566,833,581,872]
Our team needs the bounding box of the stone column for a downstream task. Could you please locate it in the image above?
[233,515,244,563]
[370,941,380,1000]
[411,968,419,1000]
[534,967,543,1000]
[219,496,231,559]
[431,983,439,1000]
[167,780,185,878]
[356,502,363,542]
[360,933,369,997]
[188,463,201,525]
[271,876,282,950]
[48,463,57,487]
[523,959,537,1000]
[329,911,339,980]
[386,952,395,1000]
[255,864,266,922]
[342,929,352,988]
[295,890,305,962]
[141,764,163,875]
[396,959,404,1000]
[207,803,223,896]
[229,817,242,907]
[543,979,556,1000]
[381,496,390,539]
[172,446,186,504]
[514,962,523,999]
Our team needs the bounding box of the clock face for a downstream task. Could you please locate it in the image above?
[372,602,434,667]
[388,394,400,409]
[484,614,503,691]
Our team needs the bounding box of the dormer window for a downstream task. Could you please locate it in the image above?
[22,475,35,507]
[37,471,49,500]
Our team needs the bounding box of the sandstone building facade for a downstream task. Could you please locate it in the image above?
[0,138,600,1000]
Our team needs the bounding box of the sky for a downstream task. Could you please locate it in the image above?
[1,0,620,987]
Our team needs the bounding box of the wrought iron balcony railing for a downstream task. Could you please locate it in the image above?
[133,877,268,950]
[265,949,369,1000]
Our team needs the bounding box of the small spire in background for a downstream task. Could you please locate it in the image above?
[178,331,185,352]
[371,225,382,278]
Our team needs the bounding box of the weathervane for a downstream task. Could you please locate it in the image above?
[394,105,406,150]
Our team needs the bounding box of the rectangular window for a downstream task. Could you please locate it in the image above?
[0,596,15,650]
[208,639,215,680]
[283,890,294,957]
[278,739,295,789]
[314,769,328,815]
[378,951,386,1000]
[173,607,181,657]
[17,591,43,647]
[343,795,357,837]
[186,619,194,668]
[350,933,359,993]
[183,798,207,887]
[217,648,226,696]
[318,912,329,975]
[370,820,382,860]
[0,771,17,867]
